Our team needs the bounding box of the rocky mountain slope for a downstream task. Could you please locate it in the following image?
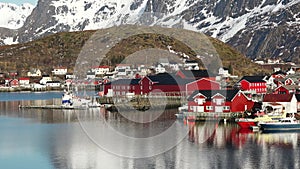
[0,0,299,63]
[0,26,268,77]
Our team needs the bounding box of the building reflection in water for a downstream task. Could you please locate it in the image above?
[1,100,300,169]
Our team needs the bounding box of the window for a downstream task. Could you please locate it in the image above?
[206,106,213,110]
[195,98,205,105]
[214,99,224,105]
[223,106,230,111]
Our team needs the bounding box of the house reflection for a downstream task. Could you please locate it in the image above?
[187,121,300,149]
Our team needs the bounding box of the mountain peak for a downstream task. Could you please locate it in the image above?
[0,2,34,29]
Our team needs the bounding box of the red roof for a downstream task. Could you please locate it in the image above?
[19,77,30,81]
[263,94,294,102]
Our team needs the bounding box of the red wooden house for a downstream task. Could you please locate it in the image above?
[274,77,295,86]
[186,78,221,95]
[104,73,190,96]
[105,79,140,96]
[187,90,255,113]
[9,79,19,87]
[274,85,300,94]
[271,70,286,79]
[238,76,267,94]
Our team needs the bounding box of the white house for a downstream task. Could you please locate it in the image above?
[66,74,75,79]
[86,71,96,79]
[27,69,42,77]
[287,68,296,75]
[263,94,298,114]
[46,81,61,88]
[40,75,52,85]
[52,67,68,75]
[18,77,30,86]
[155,64,166,74]
[115,64,131,77]
[218,67,230,77]
[91,66,110,75]
[169,62,180,71]
[184,60,198,69]
[137,65,148,76]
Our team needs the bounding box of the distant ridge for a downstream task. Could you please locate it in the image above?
[0,26,269,77]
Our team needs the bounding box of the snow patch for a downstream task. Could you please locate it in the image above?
[0,2,34,29]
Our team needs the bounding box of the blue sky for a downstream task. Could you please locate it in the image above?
[0,0,38,5]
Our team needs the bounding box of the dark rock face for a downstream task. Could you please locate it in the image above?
[1,0,299,63]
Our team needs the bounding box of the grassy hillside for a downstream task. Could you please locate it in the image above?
[0,26,270,77]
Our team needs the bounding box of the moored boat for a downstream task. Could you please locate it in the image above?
[260,116,300,131]
[175,104,188,119]
[236,112,286,129]
[236,118,257,129]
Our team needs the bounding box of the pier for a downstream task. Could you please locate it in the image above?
[183,112,242,121]
[19,105,88,110]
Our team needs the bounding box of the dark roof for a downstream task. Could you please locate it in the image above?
[188,89,240,101]
[148,73,192,85]
[185,60,198,64]
[177,70,212,79]
[239,76,266,83]
[110,79,140,85]
[46,81,61,84]
[169,61,178,64]
[87,72,96,75]
[263,94,294,102]
[272,70,287,75]
[296,94,300,102]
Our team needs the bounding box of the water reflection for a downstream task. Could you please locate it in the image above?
[187,121,300,149]
[0,100,300,168]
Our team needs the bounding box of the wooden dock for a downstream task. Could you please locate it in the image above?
[183,112,242,121]
[19,105,89,110]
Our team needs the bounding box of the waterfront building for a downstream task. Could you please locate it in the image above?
[104,73,190,96]
[18,77,30,86]
[262,94,297,114]
[187,89,254,113]
[238,76,267,94]
[274,85,300,94]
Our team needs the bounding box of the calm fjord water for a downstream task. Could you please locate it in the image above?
[0,92,299,169]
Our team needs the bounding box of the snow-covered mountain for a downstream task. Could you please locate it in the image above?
[0,3,34,29]
[0,0,299,62]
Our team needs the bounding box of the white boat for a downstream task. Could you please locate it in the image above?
[61,91,74,107]
[62,91,102,108]
[260,114,300,131]
[176,104,188,119]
